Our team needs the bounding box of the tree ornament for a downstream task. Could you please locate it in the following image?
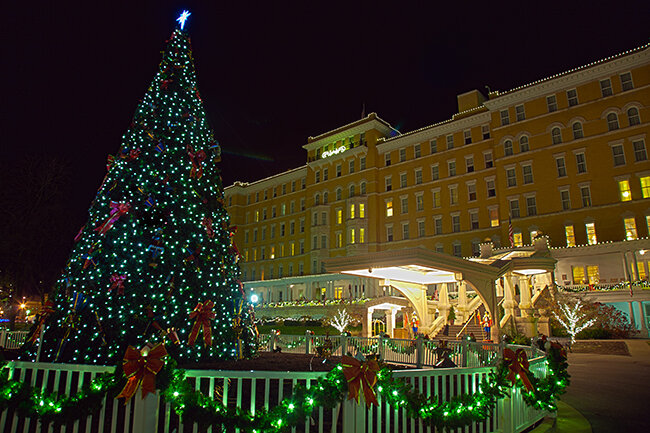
[117,343,168,401]
[202,217,214,238]
[188,300,216,347]
[27,300,55,345]
[187,145,207,179]
[95,201,131,236]
[108,274,127,295]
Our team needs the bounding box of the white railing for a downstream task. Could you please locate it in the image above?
[0,329,29,349]
[1,353,549,433]
[263,333,544,369]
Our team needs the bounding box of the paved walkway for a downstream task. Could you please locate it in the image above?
[559,339,650,433]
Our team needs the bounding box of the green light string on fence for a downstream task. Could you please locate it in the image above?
[0,345,568,431]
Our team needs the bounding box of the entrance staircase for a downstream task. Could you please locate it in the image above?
[433,305,490,341]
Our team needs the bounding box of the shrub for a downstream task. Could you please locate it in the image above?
[576,327,612,340]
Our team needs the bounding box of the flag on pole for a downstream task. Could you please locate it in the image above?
[508,215,514,247]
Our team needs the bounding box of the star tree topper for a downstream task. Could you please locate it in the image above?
[177,10,191,30]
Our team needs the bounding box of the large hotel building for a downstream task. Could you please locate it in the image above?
[224,44,650,324]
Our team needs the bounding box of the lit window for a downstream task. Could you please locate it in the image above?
[572,266,585,284]
[432,190,441,208]
[336,209,342,224]
[572,122,584,139]
[349,204,355,219]
[386,201,393,217]
[551,127,562,144]
[612,144,625,166]
[255,211,259,222]
[565,225,576,247]
[567,89,578,106]
[624,217,638,240]
[334,287,342,299]
[350,228,355,244]
[619,180,632,201]
[627,107,640,126]
[633,140,647,162]
[336,233,343,248]
[600,79,613,97]
[587,265,600,285]
[515,104,525,121]
[640,176,650,198]
[504,139,513,156]
[586,222,597,245]
[620,72,633,91]
[291,242,296,256]
[513,232,523,247]
[359,228,365,243]
[547,95,558,112]
[489,208,499,227]
[359,204,365,218]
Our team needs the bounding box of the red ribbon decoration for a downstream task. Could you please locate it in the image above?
[109,274,127,295]
[187,145,207,179]
[503,348,533,391]
[201,217,214,238]
[188,300,216,347]
[117,343,168,402]
[27,300,55,345]
[95,202,131,235]
[342,355,381,407]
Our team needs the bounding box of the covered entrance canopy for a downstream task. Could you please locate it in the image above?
[326,247,556,340]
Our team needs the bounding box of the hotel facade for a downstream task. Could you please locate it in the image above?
[224,45,650,336]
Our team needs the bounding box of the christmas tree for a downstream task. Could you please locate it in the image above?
[32,12,255,365]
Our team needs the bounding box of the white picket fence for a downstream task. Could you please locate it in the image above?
[0,346,549,433]
[0,329,29,349]
[263,333,540,369]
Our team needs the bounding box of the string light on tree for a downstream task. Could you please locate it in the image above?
[331,308,352,333]
[553,299,596,344]
[28,11,255,365]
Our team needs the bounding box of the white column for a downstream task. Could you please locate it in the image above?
[637,301,648,337]
[628,301,637,328]
[438,283,450,322]
[457,281,468,322]
[386,310,395,338]
[518,275,532,317]
[365,310,373,337]
[503,277,516,317]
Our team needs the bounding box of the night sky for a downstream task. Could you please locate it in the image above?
[1,1,648,292]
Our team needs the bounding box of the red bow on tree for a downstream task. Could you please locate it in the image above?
[503,348,533,391]
[109,274,127,295]
[187,145,207,179]
[342,355,381,407]
[117,343,168,402]
[27,300,55,345]
[95,202,131,235]
[188,300,216,347]
[201,217,214,238]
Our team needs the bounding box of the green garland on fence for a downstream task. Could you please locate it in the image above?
[0,345,569,432]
